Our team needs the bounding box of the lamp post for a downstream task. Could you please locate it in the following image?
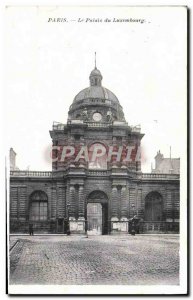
[85,219,88,238]
[131,204,136,236]
[66,204,70,235]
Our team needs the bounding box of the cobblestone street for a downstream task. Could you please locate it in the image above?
[9,235,179,285]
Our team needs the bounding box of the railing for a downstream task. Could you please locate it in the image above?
[139,173,180,180]
[85,121,110,128]
[53,120,132,129]
[140,221,179,233]
[10,170,52,177]
[111,168,128,175]
[52,122,65,130]
[10,169,180,180]
[87,170,111,176]
[131,125,141,133]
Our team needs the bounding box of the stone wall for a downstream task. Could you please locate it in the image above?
[9,174,180,234]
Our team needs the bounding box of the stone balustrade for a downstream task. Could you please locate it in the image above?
[10,170,52,177]
[10,169,179,180]
[139,173,180,180]
[87,170,111,176]
[85,121,110,128]
[52,122,65,130]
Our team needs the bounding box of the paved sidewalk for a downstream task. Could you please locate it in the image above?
[9,235,179,285]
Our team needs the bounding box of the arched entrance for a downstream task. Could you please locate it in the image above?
[86,191,108,235]
[144,191,163,221]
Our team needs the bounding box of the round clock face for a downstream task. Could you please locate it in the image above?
[93,112,102,122]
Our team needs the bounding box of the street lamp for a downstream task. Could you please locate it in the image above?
[85,219,88,238]
[66,204,70,235]
[131,204,136,236]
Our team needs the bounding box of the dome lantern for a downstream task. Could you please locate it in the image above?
[89,68,103,86]
[89,53,102,86]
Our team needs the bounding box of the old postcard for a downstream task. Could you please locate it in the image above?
[6,5,187,295]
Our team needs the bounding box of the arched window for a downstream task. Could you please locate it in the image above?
[29,191,48,221]
[144,191,163,221]
[88,143,107,169]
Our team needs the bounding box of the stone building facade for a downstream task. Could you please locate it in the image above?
[10,66,180,234]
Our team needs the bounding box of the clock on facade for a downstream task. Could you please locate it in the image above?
[92,112,102,122]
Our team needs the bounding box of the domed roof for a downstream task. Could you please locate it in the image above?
[73,66,119,103]
[68,64,125,123]
[73,86,119,103]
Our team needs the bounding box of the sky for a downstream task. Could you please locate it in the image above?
[5,6,187,172]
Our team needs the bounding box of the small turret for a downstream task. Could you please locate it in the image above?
[89,53,102,86]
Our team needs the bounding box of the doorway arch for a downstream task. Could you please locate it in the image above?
[144,191,163,221]
[86,191,108,235]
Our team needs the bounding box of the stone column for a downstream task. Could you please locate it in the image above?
[68,185,77,232]
[51,187,57,219]
[166,189,173,222]
[77,185,85,233]
[120,186,128,232]
[18,187,26,221]
[120,186,127,218]
[174,190,180,221]
[111,186,118,218]
[137,189,143,218]
[111,185,119,233]
[57,185,65,218]
[129,188,136,218]
[69,185,76,218]
[10,187,18,220]
[78,185,85,217]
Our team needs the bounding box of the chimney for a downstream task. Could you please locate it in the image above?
[154,150,164,169]
[10,148,17,170]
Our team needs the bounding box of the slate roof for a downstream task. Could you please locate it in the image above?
[153,157,180,174]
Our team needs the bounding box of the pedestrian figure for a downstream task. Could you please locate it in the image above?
[131,222,135,236]
[85,220,88,238]
[66,220,70,235]
[29,223,34,236]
